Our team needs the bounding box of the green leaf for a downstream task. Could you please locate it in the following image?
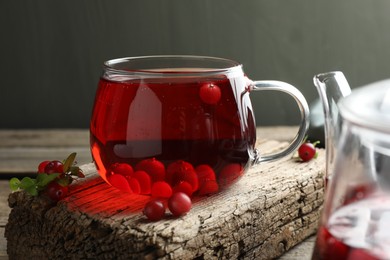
[57,176,72,187]
[69,166,83,178]
[313,141,320,147]
[36,173,59,189]
[69,166,78,175]
[19,177,37,190]
[24,185,38,196]
[63,152,77,173]
[9,178,21,191]
[18,177,38,196]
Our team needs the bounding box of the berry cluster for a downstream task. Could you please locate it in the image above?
[106,159,222,198]
[143,192,192,221]
[9,153,84,201]
[105,158,243,221]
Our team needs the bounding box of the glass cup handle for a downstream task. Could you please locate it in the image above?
[249,80,310,164]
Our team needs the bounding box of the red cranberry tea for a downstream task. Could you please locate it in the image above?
[312,192,390,260]
[90,74,256,197]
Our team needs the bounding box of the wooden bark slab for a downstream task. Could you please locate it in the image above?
[5,140,324,260]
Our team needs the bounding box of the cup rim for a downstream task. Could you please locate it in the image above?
[103,55,243,77]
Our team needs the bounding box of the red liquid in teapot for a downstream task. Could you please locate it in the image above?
[90,74,256,196]
[312,193,390,260]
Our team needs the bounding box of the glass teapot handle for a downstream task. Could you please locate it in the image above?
[249,80,310,163]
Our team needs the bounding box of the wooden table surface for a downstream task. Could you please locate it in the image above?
[0,127,317,260]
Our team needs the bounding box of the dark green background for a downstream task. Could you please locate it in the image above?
[1,0,390,128]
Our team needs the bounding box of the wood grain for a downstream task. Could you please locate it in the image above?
[5,142,324,259]
[0,127,320,259]
[0,181,10,260]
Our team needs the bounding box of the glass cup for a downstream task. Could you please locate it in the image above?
[90,55,309,196]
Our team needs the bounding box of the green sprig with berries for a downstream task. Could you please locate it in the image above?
[9,153,85,200]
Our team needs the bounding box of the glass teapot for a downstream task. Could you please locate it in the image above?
[312,78,390,259]
[313,71,351,185]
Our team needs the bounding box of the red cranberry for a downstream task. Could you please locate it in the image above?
[110,163,134,176]
[127,177,141,194]
[196,164,216,187]
[166,160,199,192]
[151,181,173,199]
[173,181,193,197]
[38,160,51,173]
[298,142,317,162]
[218,163,243,186]
[46,181,69,201]
[199,83,221,105]
[135,158,165,182]
[133,170,151,194]
[143,199,166,221]
[168,192,192,217]
[107,174,133,193]
[198,180,219,195]
[44,160,64,174]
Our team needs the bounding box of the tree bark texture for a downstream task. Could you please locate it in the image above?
[5,140,325,260]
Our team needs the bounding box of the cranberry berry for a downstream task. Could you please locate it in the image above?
[46,181,69,201]
[151,181,173,198]
[143,199,166,221]
[168,192,192,217]
[44,160,64,174]
[110,163,134,176]
[195,164,216,186]
[133,170,152,195]
[199,83,221,105]
[218,163,243,186]
[107,174,133,193]
[196,164,219,195]
[173,181,193,197]
[127,177,141,194]
[166,160,199,192]
[198,180,219,195]
[135,158,166,182]
[298,141,319,162]
[38,160,51,173]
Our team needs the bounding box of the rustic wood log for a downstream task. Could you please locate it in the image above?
[0,181,10,259]
[5,140,324,260]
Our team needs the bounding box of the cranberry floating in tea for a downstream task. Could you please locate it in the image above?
[90,56,309,198]
[311,76,390,260]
